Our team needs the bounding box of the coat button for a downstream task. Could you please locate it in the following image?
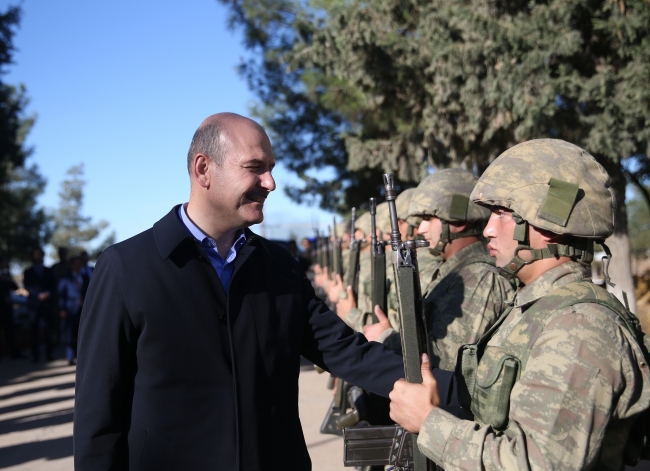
[509,263,518,271]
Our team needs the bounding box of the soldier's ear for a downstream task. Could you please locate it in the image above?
[449,221,469,233]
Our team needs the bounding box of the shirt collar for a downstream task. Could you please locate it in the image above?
[179,203,246,257]
[514,261,590,309]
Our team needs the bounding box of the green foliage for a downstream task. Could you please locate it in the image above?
[221,0,650,213]
[0,5,51,262]
[50,164,111,254]
[0,161,51,261]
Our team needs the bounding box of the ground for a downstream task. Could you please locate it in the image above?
[1,352,648,470]
[0,352,346,471]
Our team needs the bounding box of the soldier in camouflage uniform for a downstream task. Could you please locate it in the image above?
[335,211,374,330]
[382,190,444,333]
[389,139,650,470]
[366,169,514,371]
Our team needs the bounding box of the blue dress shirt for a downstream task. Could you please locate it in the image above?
[178,203,247,293]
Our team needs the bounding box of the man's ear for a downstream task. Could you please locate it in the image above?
[529,225,564,245]
[449,221,469,233]
[192,154,211,189]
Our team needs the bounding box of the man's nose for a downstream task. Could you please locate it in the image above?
[261,171,276,192]
[483,213,498,238]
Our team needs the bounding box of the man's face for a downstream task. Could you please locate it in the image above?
[417,216,442,247]
[483,207,518,267]
[209,125,276,228]
[70,258,83,274]
[32,249,44,265]
[301,239,311,251]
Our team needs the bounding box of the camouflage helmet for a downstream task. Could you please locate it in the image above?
[408,168,490,223]
[471,139,615,238]
[395,188,417,221]
[376,202,391,236]
[470,139,615,280]
[354,211,371,238]
[334,219,350,237]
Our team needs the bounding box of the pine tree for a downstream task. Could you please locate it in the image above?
[0,6,50,262]
[221,0,650,309]
[50,164,111,254]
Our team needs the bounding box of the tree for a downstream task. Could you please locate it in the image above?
[221,0,650,310]
[0,6,51,262]
[50,164,113,255]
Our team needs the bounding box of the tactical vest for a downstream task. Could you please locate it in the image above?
[456,280,650,465]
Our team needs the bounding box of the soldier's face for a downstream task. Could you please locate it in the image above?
[208,126,276,228]
[484,207,519,267]
[417,216,442,247]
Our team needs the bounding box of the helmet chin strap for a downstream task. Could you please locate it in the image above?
[497,213,607,284]
[429,220,483,256]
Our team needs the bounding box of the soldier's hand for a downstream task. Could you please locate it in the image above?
[335,285,357,320]
[327,274,345,303]
[363,306,391,342]
[389,354,440,433]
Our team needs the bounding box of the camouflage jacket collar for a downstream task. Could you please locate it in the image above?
[434,241,489,280]
[514,261,590,310]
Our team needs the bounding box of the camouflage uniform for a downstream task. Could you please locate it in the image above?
[419,261,650,470]
[381,169,514,370]
[342,250,372,332]
[381,241,513,369]
[418,139,650,470]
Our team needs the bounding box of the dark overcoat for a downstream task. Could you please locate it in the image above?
[74,206,404,471]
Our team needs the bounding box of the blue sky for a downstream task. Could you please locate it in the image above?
[1,0,335,248]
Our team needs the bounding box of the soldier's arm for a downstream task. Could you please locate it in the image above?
[416,304,645,471]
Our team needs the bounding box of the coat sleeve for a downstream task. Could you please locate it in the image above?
[299,275,404,398]
[74,249,137,471]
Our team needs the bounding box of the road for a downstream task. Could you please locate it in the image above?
[0,352,345,470]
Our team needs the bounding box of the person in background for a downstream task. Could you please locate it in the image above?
[51,247,70,284]
[0,254,22,359]
[58,255,90,365]
[79,250,93,279]
[23,247,57,363]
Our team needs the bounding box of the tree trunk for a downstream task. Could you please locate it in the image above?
[601,158,637,314]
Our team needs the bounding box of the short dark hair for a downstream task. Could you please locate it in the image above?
[186,121,229,173]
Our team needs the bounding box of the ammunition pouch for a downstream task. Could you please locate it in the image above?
[458,344,519,430]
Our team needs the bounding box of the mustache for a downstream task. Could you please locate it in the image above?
[245,191,270,203]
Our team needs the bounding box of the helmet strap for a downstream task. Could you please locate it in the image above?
[499,215,596,281]
[430,220,483,256]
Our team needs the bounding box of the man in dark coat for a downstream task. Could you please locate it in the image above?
[74,113,405,471]
[23,247,57,362]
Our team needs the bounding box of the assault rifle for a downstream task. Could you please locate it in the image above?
[327,225,334,275]
[344,208,361,299]
[368,197,388,324]
[320,378,351,436]
[343,174,432,470]
[332,217,343,279]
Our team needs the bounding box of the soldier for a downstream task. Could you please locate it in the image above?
[366,168,514,370]
[383,187,444,334]
[332,211,373,330]
[389,139,650,470]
